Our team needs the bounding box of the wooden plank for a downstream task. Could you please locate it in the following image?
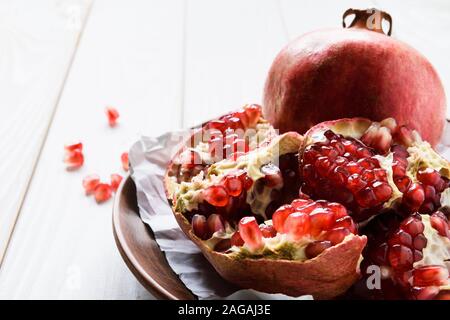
[0,0,92,264]
[183,0,288,127]
[0,0,184,299]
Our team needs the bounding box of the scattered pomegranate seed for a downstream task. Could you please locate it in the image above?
[110,174,123,192]
[82,174,100,194]
[121,152,129,171]
[239,216,263,250]
[64,150,84,170]
[94,183,112,203]
[64,142,83,152]
[105,106,119,127]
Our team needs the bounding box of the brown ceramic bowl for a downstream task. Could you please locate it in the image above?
[112,175,195,300]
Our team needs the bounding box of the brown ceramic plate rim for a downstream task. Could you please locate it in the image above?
[112,174,195,300]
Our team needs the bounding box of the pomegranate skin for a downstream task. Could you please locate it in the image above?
[263,27,446,146]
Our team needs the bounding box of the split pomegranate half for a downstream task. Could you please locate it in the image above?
[165,106,366,299]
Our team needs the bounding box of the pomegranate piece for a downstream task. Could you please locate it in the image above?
[82,174,100,194]
[363,211,450,300]
[121,152,129,171]
[300,129,392,221]
[239,216,263,250]
[110,174,123,192]
[94,183,112,203]
[105,106,119,127]
[192,214,208,240]
[322,227,351,245]
[203,185,229,207]
[64,150,84,170]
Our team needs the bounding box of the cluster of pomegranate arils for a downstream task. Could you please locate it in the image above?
[361,210,450,300]
[64,107,130,203]
[300,129,393,221]
[206,104,261,162]
[235,197,357,257]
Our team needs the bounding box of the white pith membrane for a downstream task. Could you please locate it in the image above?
[304,118,450,214]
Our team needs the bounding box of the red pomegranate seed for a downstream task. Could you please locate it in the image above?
[347,174,367,192]
[417,168,441,186]
[284,212,310,240]
[305,240,332,259]
[333,216,357,233]
[105,106,119,127]
[244,104,261,128]
[110,174,123,192]
[94,183,112,203]
[203,185,229,207]
[64,142,83,152]
[260,224,277,238]
[413,265,449,287]
[230,231,244,247]
[291,198,313,210]
[327,202,348,219]
[82,174,100,194]
[207,214,225,234]
[239,216,263,250]
[403,183,425,210]
[388,244,413,270]
[372,181,392,202]
[395,176,412,193]
[392,161,406,178]
[121,152,129,171]
[236,170,253,190]
[261,163,283,188]
[401,216,425,236]
[430,212,450,237]
[355,187,377,208]
[389,229,413,247]
[64,150,84,170]
[322,227,350,245]
[208,120,227,132]
[413,249,423,262]
[413,234,427,250]
[192,214,208,240]
[222,175,243,197]
[394,125,415,146]
[309,208,335,236]
[272,204,295,233]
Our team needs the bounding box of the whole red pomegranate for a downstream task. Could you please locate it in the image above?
[263,8,446,146]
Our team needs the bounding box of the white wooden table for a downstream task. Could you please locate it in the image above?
[0,0,449,299]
